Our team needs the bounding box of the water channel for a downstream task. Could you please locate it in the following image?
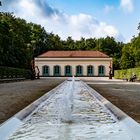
[6,78,140,140]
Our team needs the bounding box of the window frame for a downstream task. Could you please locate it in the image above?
[65,65,72,76]
[87,65,94,76]
[98,65,105,76]
[54,65,61,76]
[76,65,83,76]
[42,65,49,76]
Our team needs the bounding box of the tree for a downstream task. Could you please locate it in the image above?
[1,12,139,71]
[85,38,96,50]
[130,35,140,67]
[65,36,75,50]
[120,44,135,69]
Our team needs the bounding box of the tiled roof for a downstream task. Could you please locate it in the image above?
[38,51,109,58]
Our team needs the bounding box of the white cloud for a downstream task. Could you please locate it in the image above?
[2,0,122,41]
[120,0,134,13]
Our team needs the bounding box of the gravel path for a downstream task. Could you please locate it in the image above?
[86,80,140,123]
[0,78,64,124]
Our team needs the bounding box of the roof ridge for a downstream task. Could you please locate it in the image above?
[37,50,109,58]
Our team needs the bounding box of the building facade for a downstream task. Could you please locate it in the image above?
[35,51,112,77]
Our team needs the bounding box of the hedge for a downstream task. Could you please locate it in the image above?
[0,66,31,79]
[114,67,140,80]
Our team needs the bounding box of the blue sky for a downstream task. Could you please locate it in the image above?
[1,0,140,42]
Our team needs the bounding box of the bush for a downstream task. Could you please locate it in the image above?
[114,67,140,80]
[0,66,31,79]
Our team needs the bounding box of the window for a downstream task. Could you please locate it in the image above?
[65,65,72,76]
[54,65,61,76]
[87,65,93,76]
[76,65,83,76]
[42,65,49,76]
[98,65,105,76]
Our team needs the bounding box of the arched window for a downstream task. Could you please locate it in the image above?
[87,65,94,76]
[98,65,105,76]
[76,65,83,76]
[54,65,61,76]
[42,65,49,76]
[65,65,72,76]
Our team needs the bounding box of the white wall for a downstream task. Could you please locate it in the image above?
[35,58,112,76]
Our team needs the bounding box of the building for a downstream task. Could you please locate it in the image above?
[35,51,112,77]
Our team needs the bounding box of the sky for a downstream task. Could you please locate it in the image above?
[1,0,140,42]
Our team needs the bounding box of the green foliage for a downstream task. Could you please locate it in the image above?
[0,12,140,71]
[0,66,31,79]
[120,44,135,69]
[130,36,140,67]
[0,12,50,68]
[114,67,140,80]
[0,12,124,70]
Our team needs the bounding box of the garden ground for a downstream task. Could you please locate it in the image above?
[0,77,140,124]
[0,78,64,124]
[85,78,140,123]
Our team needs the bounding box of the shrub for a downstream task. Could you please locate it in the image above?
[114,67,140,80]
[0,66,31,79]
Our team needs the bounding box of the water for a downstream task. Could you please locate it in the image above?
[8,79,135,140]
[60,77,74,123]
